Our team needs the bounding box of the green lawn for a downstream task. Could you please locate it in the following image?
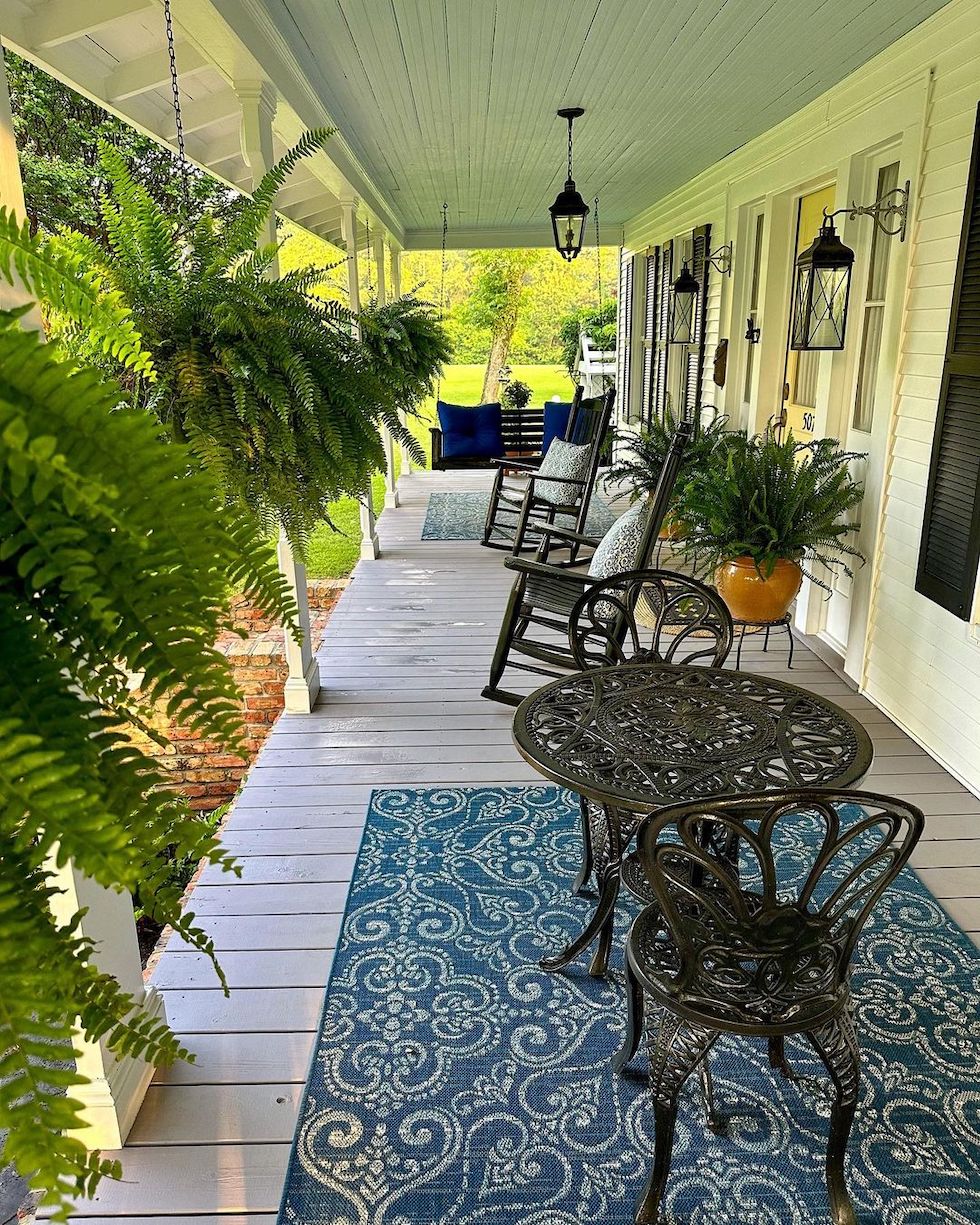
[305,363,573,579]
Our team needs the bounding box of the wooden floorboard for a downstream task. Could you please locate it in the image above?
[76,467,980,1220]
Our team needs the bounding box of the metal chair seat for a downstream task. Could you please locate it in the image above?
[628,894,850,1036]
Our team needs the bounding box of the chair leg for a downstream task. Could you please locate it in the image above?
[612,954,644,1073]
[635,1011,718,1225]
[806,1011,861,1225]
[698,1055,724,1134]
[768,1035,794,1079]
[482,576,526,702]
[571,795,595,897]
[481,469,504,546]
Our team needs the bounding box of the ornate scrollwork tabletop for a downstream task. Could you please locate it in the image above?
[514,663,873,812]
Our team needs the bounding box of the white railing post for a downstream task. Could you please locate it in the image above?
[342,194,380,558]
[1,37,163,1149]
[239,78,320,709]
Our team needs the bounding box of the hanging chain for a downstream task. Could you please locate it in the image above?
[365,217,374,296]
[567,116,574,181]
[594,196,602,305]
[163,0,191,217]
[439,202,449,317]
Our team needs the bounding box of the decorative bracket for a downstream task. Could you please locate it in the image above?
[826,179,911,242]
[707,241,733,276]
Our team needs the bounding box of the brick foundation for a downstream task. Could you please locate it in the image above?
[137,579,345,812]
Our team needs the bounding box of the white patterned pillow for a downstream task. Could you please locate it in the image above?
[535,438,590,506]
[587,501,649,580]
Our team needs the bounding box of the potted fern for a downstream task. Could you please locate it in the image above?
[678,430,866,622]
[607,402,732,538]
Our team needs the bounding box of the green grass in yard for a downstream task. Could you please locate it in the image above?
[305,365,573,579]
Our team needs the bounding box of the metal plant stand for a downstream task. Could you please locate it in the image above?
[513,661,873,976]
[732,613,796,669]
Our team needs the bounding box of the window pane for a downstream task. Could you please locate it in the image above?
[867,162,900,301]
[796,348,820,407]
[854,305,884,431]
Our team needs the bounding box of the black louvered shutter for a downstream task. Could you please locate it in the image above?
[650,239,673,423]
[616,250,635,419]
[916,103,980,620]
[681,224,711,424]
[640,248,659,424]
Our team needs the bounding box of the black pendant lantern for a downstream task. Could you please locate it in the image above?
[549,107,589,261]
[669,261,699,344]
[790,219,855,351]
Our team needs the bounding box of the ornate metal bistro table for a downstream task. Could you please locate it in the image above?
[513,661,874,977]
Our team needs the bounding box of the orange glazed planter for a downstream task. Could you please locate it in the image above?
[715,556,803,623]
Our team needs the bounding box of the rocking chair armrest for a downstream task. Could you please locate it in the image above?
[503,556,596,586]
[526,472,588,489]
[528,521,601,548]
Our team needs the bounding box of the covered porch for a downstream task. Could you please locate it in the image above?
[69,466,980,1220]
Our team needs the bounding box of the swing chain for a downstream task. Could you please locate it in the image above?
[594,195,602,305]
[163,0,191,218]
[435,202,449,402]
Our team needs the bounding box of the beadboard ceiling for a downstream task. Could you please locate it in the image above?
[258,0,952,244]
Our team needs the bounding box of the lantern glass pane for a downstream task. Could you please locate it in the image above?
[553,212,586,258]
[792,263,851,350]
[671,292,695,344]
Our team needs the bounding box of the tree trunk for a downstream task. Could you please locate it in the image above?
[482,323,516,402]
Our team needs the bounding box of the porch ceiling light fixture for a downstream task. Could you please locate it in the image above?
[791,179,910,351]
[549,107,589,261]
[669,260,700,345]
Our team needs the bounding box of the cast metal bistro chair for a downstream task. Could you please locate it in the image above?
[481,386,615,555]
[565,570,733,902]
[481,422,691,706]
[615,789,924,1225]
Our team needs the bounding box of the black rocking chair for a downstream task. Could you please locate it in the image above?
[616,789,924,1225]
[481,386,615,555]
[481,421,692,706]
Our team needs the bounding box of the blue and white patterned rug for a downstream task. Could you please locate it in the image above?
[279,786,980,1224]
[422,490,617,540]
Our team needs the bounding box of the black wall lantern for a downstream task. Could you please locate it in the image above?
[791,179,910,351]
[549,107,589,261]
[669,261,699,344]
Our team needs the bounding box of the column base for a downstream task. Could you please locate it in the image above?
[384,488,400,509]
[360,533,381,560]
[283,655,321,713]
[70,986,167,1152]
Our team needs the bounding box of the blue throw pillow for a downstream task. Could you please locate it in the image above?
[437,401,504,460]
[542,401,574,455]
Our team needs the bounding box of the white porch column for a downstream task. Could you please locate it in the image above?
[389,243,414,482]
[239,79,320,711]
[375,231,400,509]
[1,39,162,1150]
[342,195,380,559]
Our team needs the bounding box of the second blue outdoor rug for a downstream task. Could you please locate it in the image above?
[279,786,980,1225]
[422,490,617,540]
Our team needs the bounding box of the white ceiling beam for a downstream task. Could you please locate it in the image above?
[105,42,206,104]
[199,128,245,166]
[275,179,326,210]
[26,0,154,50]
[163,89,240,140]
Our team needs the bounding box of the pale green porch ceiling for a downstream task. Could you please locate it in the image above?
[0,0,954,249]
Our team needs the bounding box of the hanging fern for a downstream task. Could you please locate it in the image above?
[0,298,294,1217]
[19,133,449,555]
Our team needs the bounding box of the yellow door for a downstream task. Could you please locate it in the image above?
[781,185,835,443]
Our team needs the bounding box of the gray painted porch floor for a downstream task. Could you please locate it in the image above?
[68,469,980,1221]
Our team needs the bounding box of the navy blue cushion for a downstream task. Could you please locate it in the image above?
[542,401,575,455]
[437,401,504,460]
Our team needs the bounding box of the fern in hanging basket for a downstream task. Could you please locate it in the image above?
[12,131,447,554]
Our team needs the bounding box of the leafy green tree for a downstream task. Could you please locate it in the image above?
[465,249,541,400]
[4,48,233,237]
[0,217,295,1215]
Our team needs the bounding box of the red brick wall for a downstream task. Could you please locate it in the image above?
[136,580,344,811]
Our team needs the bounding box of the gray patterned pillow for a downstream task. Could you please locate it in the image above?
[587,500,649,580]
[535,438,590,506]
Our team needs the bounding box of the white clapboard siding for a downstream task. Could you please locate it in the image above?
[620,0,980,797]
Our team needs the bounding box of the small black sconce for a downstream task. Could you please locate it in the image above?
[745,316,761,344]
[669,261,699,345]
[549,107,589,261]
[791,179,910,351]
